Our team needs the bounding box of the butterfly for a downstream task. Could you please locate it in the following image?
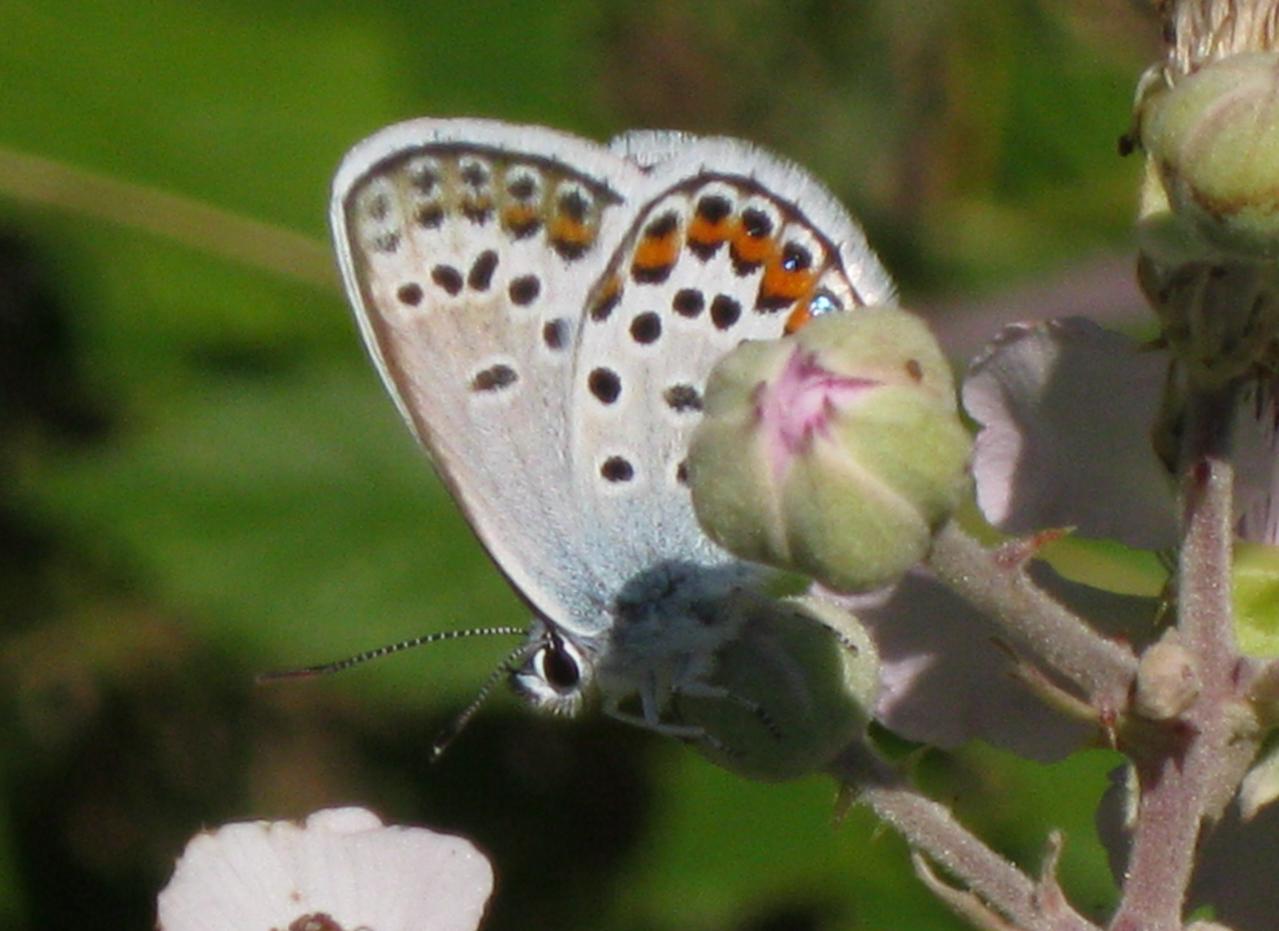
[329,118,894,748]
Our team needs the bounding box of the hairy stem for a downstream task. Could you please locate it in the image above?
[927,521,1138,713]
[1109,381,1251,931]
[833,745,1101,931]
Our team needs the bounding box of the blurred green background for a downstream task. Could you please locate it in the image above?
[0,2,1156,929]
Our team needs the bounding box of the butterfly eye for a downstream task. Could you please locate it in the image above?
[537,641,581,692]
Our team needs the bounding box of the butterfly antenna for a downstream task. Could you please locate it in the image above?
[256,626,526,683]
[430,640,539,762]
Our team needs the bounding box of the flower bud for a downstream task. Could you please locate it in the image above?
[688,309,971,593]
[1133,634,1200,721]
[678,593,879,781]
[1140,52,1279,260]
[1135,53,1279,384]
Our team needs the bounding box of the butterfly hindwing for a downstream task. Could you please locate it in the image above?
[567,136,896,591]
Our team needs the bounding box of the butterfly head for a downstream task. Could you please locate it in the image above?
[510,620,594,716]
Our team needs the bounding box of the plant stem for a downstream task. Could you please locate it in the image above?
[833,745,1101,931]
[927,521,1138,713]
[1109,381,1248,931]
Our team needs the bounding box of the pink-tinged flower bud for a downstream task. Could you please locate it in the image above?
[688,309,970,593]
[678,593,879,781]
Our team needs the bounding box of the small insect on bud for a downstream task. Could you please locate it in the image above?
[677,593,880,781]
[687,308,971,593]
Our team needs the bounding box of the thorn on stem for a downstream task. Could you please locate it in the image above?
[994,528,1070,569]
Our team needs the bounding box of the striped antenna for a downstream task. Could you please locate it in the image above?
[429,640,540,761]
[256,626,527,683]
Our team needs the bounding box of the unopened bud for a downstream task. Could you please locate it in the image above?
[688,309,971,593]
[1134,53,1279,383]
[1141,52,1279,260]
[679,593,879,781]
[1133,635,1200,721]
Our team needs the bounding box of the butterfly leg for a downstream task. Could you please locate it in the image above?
[603,697,707,740]
[671,681,783,740]
[603,698,750,759]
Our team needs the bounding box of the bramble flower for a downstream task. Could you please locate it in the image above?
[967,313,1279,928]
[963,317,1178,550]
[157,807,493,931]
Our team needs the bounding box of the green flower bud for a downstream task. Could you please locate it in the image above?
[1135,54,1279,384]
[1141,52,1279,259]
[678,593,879,781]
[688,309,971,593]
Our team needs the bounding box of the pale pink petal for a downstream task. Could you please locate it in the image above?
[843,566,1156,761]
[157,807,493,931]
[963,318,1177,549]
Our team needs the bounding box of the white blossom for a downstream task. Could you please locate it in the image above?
[157,807,492,931]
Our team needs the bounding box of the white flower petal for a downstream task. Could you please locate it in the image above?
[963,318,1177,549]
[157,807,493,931]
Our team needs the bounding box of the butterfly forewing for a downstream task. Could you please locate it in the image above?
[331,120,645,624]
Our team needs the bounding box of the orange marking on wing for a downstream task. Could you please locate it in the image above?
[590,273,623,314]
[782,277,827,333]
[784,301,811,334]
[598,273,622,300]
[760,262,815,306]
[632,230,680,272]
[460,193,493,220]
[730,222,777,266]
[687,215,729,250]
[501,203,541,231]
[549,215,594,248]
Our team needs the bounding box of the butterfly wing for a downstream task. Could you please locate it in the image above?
[330,118,645,625]
[332,120,897,727]
[566,136,896,598]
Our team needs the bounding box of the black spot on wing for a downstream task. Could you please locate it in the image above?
[472,364,518,392]
[467,250,499,291]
